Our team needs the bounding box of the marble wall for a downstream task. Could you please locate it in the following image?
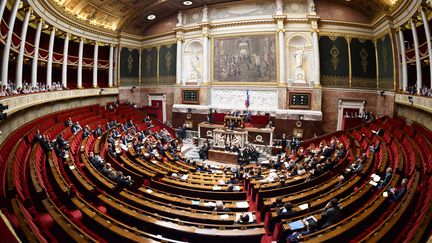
[321,88,395,133]
[119,86,176,122]
[397,104,432,131]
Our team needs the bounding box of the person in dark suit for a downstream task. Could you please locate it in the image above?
[389,178,408,202]
[82,126,91,139]
[277,202,296,219]
[377,167,392,190]
[206,114,214,124]
[214,201,231,212]
[64,117,72,127]
[33,130,42,144]
[319,198,341,229]
[286,221,318,242]
[227,120,235,130]
[281,133,288,153]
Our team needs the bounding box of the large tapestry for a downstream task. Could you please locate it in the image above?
[377,34,394,91]
[350,38,377,89]
[319,36,349,88]
[141,47,158,84]
[213,35,277,82]
[120,48,139,86]
[159,43,177,85]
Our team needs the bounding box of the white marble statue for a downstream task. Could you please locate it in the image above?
[202,5,208,22]
[275,0,283,14]
[177,11,183,26]
[294,49,306,83]
[190,55,201,80]
[308,0,316,14]
[295,49,304,69]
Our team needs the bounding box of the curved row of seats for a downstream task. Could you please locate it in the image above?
[0,104,431,242]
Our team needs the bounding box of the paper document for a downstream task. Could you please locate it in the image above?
[236,201,249,208]
[220,214,230,220]
[298,203,309,210]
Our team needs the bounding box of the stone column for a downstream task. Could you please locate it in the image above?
[421,7,432,89]
[202,35,209,83]
[312,30,320,86]
[114,46,118,86]
[1,0,21,84]
[77,38,84,88]
[16,8,32,88]
[93,42,99,88]
[398,29,408,91]
[108,44,114,87]
[411,19,422,94]
[31,20,43,87]
[0,0,7,24]
[201,6,210,84]
[176,37,183,85]
[278,30,285,85]
[46,27,56,88]
[62,33,70,88]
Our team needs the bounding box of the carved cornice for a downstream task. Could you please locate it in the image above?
[320,19,374,30]
[28,0,119,41]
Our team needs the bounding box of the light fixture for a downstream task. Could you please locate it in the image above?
[183,1,193,6]
[147,14,156,20]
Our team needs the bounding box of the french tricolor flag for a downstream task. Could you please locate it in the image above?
[245,90,250,109]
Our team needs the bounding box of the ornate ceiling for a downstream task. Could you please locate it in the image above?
[47,0,401,35]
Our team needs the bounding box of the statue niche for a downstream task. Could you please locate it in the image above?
[183,40,203,85]
[286,34,313,87]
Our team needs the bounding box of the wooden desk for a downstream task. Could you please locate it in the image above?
[208,149,238,164]
[199,122,274,146]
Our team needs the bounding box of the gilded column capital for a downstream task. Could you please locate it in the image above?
[272,14,287,21]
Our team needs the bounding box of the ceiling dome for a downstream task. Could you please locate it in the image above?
[42,0,401,35]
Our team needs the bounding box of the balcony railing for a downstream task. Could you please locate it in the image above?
[395,93,432,114]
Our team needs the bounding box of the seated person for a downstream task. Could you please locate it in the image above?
[286,221,318,242]
[107,143,118,158]
[271,197,284,208]
[349,153,367,173]
[64,118,73,127]
[214,201,231,212]
[296,165,306,176]
[369,141,380,153]
[277,202,296,219]
[101,163,117,180]
[335,174,345,188]
[265,120,273,129]
[225,183,234,192]
[226,176,238,184]
[236,212,256,224]
[56,134,68,149]
[40,135,53,153]
[115,171,133,187]
[82,126,91,139]
[93,125,103,137]
[54,143,67,158]
[91,154,105,170]
[388,178,408,202]
[227,120,235,130]
[319,198,341,229]
[377,167,392,190]
[33,130,42,143]
[71,122,82,134]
